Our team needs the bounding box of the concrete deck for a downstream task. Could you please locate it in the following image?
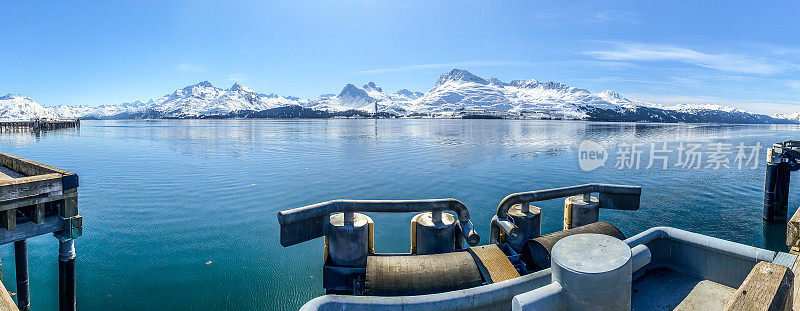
[632,267,734,311]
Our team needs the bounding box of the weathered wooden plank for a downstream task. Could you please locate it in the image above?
[791,258,800,311]
[0,153,54,176]
[0,191,72,212]
[0,210,15,231]
[0,166,25,179]
[788,207,800,249]
[0,151,71,176]
[0,174,63,202]
[0,215,64,245]
[60,188,78,218]
[0,280,20,311]
[18,203,45,224]
[723,261,792,311]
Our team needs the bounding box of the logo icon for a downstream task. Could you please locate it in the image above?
[578,140,607,171]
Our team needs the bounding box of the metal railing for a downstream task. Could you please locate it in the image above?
[490,183,642,243]
[278,199,480,247]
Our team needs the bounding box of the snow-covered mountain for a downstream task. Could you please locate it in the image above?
[1,69,797,123]
[775,112,800,123]
[407,69,636,118]
[307,82,423,115]
[131,81,304,118]
[8,81,306,119]
[0,94,57,120]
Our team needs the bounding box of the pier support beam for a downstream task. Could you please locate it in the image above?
[14,240,29,311]
[58,239,75,311]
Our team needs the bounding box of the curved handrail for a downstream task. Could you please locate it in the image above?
[278,199,479,247]
[491,183,641,243]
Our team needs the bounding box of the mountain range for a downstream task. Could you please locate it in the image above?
[0,69,795,124]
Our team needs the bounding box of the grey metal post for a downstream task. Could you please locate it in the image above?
[14,240,29,311]
[58,239,75,311]
[551,234,632,310]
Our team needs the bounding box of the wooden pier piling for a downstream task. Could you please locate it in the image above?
[14,240,29,311]
[0,151,82,311]
[58,240,75,311]
[0,119,79,133]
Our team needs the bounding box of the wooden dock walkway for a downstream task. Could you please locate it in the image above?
[0,119,79,132]
[0,151,82,311]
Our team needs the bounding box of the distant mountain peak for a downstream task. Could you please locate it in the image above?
[339,83,361,94]
[228,82,253,93]
[435,69,488,87]
[178,81,217,94]
[0,93,35,102]
[487,77,505,87]
[395,89,423,99]
[362,82,383,92]
[0,93,27,100]
[598,90,623,100]
[0,93,53,120]
[508,78,539,87]
[194,81,214,88]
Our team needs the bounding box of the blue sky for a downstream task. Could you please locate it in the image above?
[2,1,799,114]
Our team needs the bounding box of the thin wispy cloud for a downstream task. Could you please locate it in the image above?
[787,80,800,89]
[589,11,642,25]
[584,43,795,75]
[356,60,635,75]
[175,63,205,72]
[355,61,538,74]
[530,10,641,25]
[228,73,249,82]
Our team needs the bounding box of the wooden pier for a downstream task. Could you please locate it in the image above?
[0,152,82,311]
[0,119,79,133]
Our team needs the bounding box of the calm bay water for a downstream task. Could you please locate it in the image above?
[1,119,799,310]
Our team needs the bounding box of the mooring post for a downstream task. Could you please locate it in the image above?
[58,239,75,311]
[764,146,791,222]
[14,240,29,311]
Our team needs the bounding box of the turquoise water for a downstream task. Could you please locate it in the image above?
[1,119,799,310]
